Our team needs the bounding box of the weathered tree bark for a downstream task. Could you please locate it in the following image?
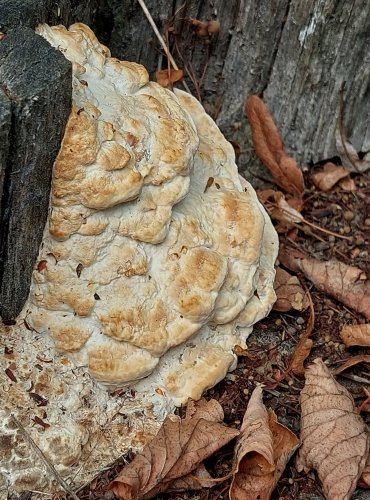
[0,92,10,216]
[0,0,369,321]
[0,28,71,322]
[0,0,98,321]
[102,0,370,168]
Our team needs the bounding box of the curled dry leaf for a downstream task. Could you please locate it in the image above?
[311,162,350,192]
[279,247,370,320]
[273,267,309,312]
[333,355,370,375]
[109,399,239,499]
[167,463,213,492]
[359,454,370,488]
[336,87,370,173]
[156,68,183,88]
[338,176,356,191]
[358,387,370,414]
[258,190,303,233]
[290,338,313,376]
[297,358,369,500]
[340,324,370,347]
[335,123,370,174]
[190,18,220,36]
[290,288,315,376]
[230,385,299,500]
[245,95,305,198]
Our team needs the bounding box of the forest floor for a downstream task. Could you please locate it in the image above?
[74,161,369,500]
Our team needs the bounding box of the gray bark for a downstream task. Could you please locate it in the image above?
[0,27,71,321]
[0,0,98,321]
[0,0,99,29]
[0,92,11,211]
[102,0,370,173]
[263,0,370,162]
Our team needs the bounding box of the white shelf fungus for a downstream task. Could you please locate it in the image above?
[0,23,278,495]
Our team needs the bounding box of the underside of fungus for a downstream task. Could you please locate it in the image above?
[0,23,278,495]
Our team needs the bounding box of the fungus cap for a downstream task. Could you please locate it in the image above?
[26,22,279,404]
[0,23,278,495]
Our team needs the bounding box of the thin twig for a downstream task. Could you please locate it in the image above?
[174,37,201,99]
[264,388,281,397]
[191,471,234,484]
[137,0,192,94]
[303,217,352,240]
[302,287,315,340]
[214,484,231,500]
[28,492,53,497]
[11,415,79,500]
[266,201,352,240]
[339,373,370,385]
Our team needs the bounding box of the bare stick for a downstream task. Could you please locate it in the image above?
[137,0,192,94]
[11,415,79,500]
[266,201,352,241]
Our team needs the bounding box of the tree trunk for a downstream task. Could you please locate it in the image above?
[102,0,370,169]
[0,0,369,321]
[0,0,98,321]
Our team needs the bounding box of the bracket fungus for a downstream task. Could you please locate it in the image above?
[0,24,278,495]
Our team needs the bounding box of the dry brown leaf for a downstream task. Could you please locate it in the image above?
[358,387,370,414]
[258,190,303,232]
[245,96,305,198]
[335,123,370,173]
[359,454,370,488]
[279,247,370,320]
[190,18,220,36]
[273,267,309,312]
[335,85,370,174]
[333,355,370,375]
[207,20,221,33]
[259,191,347,242]
[311,162,350,192]
[190,18,209,36]
[290,288,315,376]
[156,68,183,88]
[338,176,356,191]
[297,358,369,500]
[109,399,239,499]
[167,463,213,492]
[230,385,299,500]
[290,338,313,376]
[260,190,303,223]
[340,324,370,347]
